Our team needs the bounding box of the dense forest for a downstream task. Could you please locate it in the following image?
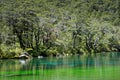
[0,0,120,58]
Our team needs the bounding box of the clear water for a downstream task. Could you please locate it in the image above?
[0,53,120,80]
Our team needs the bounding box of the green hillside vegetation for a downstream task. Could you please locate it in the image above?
[0,0,120,58]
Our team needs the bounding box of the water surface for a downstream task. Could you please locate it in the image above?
[0,52,120,80]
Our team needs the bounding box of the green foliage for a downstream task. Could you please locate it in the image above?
[46,47,58,56]
[0,44,23,58]
[0,0,119,58]
[27,50,38,57]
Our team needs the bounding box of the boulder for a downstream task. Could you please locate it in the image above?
[19,52,32,59]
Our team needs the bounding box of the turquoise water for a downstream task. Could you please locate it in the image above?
[0,53,120,80]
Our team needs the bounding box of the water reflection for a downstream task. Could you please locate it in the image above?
[0,52,120,80]
[0,55,119,70]
[0,53,120,70]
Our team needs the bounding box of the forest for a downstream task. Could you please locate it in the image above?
[0,0,120,58]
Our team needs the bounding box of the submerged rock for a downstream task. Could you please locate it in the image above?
[38,56,43,58]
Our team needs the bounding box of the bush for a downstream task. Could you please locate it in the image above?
[46,47,58,56]
[27,50,38,57]
[0,44,23,58]
[27,46,48,57]
[0,48,3,58]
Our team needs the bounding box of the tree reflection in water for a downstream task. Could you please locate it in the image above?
[0,52,120,80]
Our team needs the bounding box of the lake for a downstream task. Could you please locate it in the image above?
[0,52,120,80]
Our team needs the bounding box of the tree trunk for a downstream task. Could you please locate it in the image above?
[17,33,25,49]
